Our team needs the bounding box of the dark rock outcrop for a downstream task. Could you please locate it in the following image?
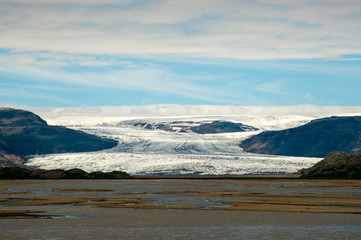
[240,116,361,158]
[0,108,118,158]
[299,152,361,179]
[0,167,132,179]
[190,121,258,134]
[133,120,258,134]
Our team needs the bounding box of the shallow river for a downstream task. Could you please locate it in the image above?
[1,179,360,239]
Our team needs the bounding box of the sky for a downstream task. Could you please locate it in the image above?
[1,0,361,108]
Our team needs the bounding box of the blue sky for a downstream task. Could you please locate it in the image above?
[1,0,361,107]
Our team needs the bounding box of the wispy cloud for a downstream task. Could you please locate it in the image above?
[1,0,361,59]
[0,64,247,104]
[253,80,287,95]
[0,87,76,104]
[0,51,135,67]
[1,0,361,107]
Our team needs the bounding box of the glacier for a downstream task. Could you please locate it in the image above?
[25,115,321,175]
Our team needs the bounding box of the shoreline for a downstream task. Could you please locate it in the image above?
[1,171,361,180]
[132,173,302,179]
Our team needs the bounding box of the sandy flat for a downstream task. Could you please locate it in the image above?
[0,178,360,239]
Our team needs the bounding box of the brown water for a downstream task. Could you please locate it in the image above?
[1,179,360,239]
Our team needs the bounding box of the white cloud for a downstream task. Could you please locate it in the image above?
[1,0,361,60]
[303,92,315,102]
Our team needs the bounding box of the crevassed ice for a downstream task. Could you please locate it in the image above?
[25,124,320,175]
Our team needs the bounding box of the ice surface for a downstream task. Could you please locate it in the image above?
[25,123,321,175]
[24,105,361,175]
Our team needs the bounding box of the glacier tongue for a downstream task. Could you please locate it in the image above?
[25,124,321,175]
[25,151,320,175]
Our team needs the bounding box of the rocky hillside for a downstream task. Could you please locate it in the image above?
[240,116,361,158]
[300,152,361,179]
[0,108,118,159]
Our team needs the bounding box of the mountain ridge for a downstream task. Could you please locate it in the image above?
[0,108,118,166]
[240,116,361,157]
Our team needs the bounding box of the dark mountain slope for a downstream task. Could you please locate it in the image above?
[240,116,361,158]
[0,108,117,157]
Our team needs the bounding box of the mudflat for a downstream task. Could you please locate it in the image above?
[0,178,360,239]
